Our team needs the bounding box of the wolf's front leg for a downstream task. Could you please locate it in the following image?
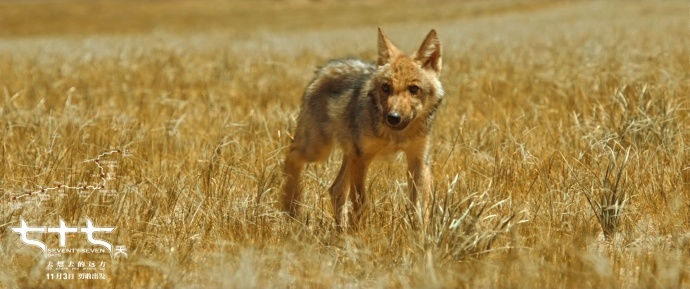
[406,144,432,225]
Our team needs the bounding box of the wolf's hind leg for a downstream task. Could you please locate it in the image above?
[329,159,349,230]
[282,125,333,217]
[348,155,371,230]
[283,149,306,217]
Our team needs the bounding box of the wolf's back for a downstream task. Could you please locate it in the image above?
[304,58,375,101]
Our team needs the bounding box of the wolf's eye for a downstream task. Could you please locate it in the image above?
[408,85,420,94]
[381,83,391,94]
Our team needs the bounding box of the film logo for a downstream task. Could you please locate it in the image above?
[10,216,127,259]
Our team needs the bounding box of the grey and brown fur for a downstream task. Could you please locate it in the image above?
[283,28,443,229]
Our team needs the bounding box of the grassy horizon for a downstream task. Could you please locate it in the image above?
[1,0,689,288]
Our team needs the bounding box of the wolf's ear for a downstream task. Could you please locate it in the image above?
[377,27,400,66]
[415,29,442,74]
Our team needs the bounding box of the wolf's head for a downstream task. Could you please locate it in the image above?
[372,28,443,131]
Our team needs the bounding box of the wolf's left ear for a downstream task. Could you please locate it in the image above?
[415,29,442,74]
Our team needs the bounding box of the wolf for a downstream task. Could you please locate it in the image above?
[282,28,443,229]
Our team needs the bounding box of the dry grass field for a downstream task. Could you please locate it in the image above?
[1,0,689,288]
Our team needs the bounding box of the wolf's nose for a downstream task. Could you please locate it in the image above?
[386,112,402,126]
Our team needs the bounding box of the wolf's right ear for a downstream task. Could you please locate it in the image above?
[377,27,400,66]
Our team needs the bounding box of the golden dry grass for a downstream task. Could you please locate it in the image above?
[1,0,689,288]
